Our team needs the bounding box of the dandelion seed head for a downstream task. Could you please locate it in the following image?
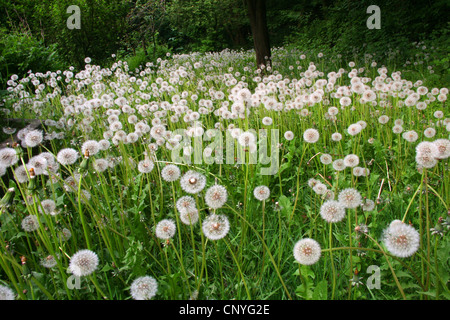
[338,188,362,209]
[138,159,154,173]
[161,164,181,182]
[130,276,158,300]
[0,285,15,300]
[0,148,19,167]
[202,214,230,240]
[69,249,99,277]
[293,238,321,265]
[57,148,79,165]
[180,170,206,194]
[320,200,346,223]
[303,128,320,143]
[81,140,100,156]
[383,221,420,258]
[205,184,228,209]
[253,185,270,201]
[21,215,39,232]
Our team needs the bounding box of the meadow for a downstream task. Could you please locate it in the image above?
[0,45,448,300]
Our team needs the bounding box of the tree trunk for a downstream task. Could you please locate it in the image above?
[246,0,271,69]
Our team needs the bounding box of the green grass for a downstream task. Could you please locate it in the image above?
[0,45,449,300]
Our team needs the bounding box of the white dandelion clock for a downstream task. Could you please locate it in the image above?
[284,131,295,141]
[205,184,228,209]
[0,285,15,300]
[68,249,99,277]
[21,215,40,232]
[383,221,420,258]
[432,139,450,159]
[57,148,79,165]
[161,164,181,182]
[179,208,199,225]
[130,276,158,300]
[338,188,362,209]
[253,185,270,201]
[202,214,230,240]
[176,196,197,214]
[293,238,321,265]
[24,129,43,148]
[320,200,346,223]
[155,219,176,240]
[303,128,320,143]
[138,159,154,173]
[180,170,206,194]
[0,148,19,167]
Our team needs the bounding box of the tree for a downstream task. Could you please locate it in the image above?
[245,0,271,69]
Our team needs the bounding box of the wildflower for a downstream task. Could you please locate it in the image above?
[284,131,295,141]
[180,170,206,194]
[14,165,29,183]
[415,152,437,168]
[202,214,230,240]
[180,208,199,225]
[320,200,346,223]
[350,270,364,287]
[138,159,154,174]
[262,117,273,126]
[176,195,197,214]
[293,238,321,265]
[402,130,419,143]
[355,223,369,238]
[69,249,99,277]
[21,215,40,232]
[320,153,332,165]
[383,220,420,258]
[432,139,450,159]
[205,184,228,209]
[27,155,48,175]
[416,141,438,157]
[338,188,362,209]
[155,219,176,240]
[378,115,389,124]
[303,128,320,143]
[332,159,346,171]
[161,164,181,182]
[361,199,375,211]
[24,129,43,148]
[343,154,359,168]
[331,132,342,141]
[347,123,362,136]
[59,228,72,241]
[0,285,15,300]
[0,148,19,167]
[39,199,56,215]
[93,159,109,172]
[3,127,16,135]
[423,128,436,138]
[41,255,58,268]
[57,148,79,165]
[313,183,328,195]
[130,276,158,300]
[253,185,270,201]
[392,125,403,134]
[81,140,100,156]
[238,131,256,147]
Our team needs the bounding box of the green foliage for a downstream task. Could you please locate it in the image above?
[0,28,65,89]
